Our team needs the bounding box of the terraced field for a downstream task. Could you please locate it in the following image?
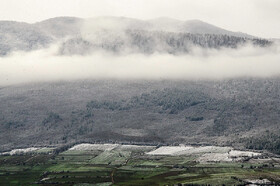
[0,144,280,185]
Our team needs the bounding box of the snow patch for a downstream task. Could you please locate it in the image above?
[197,153,232,163]
[69,143,119,151]
[177,146,232,155]
[147,145,232,156]
[1,147,39,155]
[146,145,194,155]
[229,150,261,158]
[146,145,262,163]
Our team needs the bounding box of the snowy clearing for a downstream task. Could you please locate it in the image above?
[146,145,232,156]
[1,147,39,155]
[197,151,261,163]
[176,146,232,155]
[196,153,232,163]
[117,145,156,151]
[68,143,119,151]
[0,144,263,163]
[146,145,262,163]
[229,150,261,157]
[146,145,194,155]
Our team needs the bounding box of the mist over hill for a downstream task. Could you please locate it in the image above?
[0,16,272,56]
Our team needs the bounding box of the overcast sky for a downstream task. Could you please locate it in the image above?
[0,0,279,38]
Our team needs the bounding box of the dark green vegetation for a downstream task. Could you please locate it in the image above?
[244,131,280,154]
[1,146,280,186]
[0,79,280,154]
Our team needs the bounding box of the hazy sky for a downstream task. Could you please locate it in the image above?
[0,0,279,38]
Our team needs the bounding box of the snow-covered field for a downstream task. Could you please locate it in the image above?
[1,147,39,155]
[196,150,261,163]
[0,143,263,163]
[146,145,194,155]
[146,145,262,163]
[176,146,232,155]
[229,150,261,157]
[68,143,118,151]
[244,179,272,185]
[117,145,156,151]
[146,145,232,156]
[197,153,232,163]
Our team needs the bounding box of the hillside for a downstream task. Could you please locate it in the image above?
[1,79,280,153]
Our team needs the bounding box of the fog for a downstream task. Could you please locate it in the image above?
[0,43,280,86]
[2,0,280,38]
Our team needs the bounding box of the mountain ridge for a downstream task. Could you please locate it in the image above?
[0,16,272,56]
[34,16,256,38]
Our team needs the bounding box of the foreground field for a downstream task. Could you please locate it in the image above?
[0,144,280,185]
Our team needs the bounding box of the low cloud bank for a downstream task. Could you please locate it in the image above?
[0,44,280,86]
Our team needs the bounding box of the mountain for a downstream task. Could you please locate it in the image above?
[179,19,254,38]
[0,16,272,56]
[83,17,254,38]
[34,17,84,38]
[0,17,83,55]
[0,21,52,55]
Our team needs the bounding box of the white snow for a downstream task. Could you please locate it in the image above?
[196,150,261,163]
[229,150,261,158]
[197,153,232,163]
[147,145,232,156]
[68,143,119,151]
[195,150,261,163]
[146,145,262,163]
[1,143,263,164]
[146,145,194,155]
[244,179,271,184]
[176,146,232,155]
[1,147,39,155]
[119,145,156,150]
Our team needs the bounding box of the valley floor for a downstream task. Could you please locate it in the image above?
[0,143,280,185]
